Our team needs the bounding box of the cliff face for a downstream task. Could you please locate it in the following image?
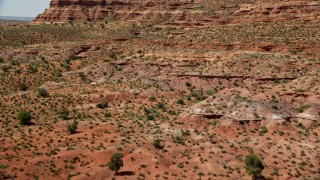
[232,1,320,23]
[34,0,320,23]
[34,0,197,22]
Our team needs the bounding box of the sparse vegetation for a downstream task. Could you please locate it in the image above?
[295,104,311,113]
[1,65,11,72]
[58,106,69,120]
[0,5,319,180]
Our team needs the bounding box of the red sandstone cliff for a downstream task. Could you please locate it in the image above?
[34,0,320,23]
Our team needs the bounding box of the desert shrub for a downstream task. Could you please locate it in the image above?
[176,99,184,105]
[1,65,11,72]
[177,163,184,168]
[18,110,32,125]
[104,111,112,118]
[58,106,69,120]
[78,72,86,81]
[27,65,38,74]
[181,129,190,136]
[60,62,70,70]
[38,88,48,97]
[278,131,285,136]
[20,84,28,91]
[295,104,311,113]
[52,69,62,77]
[108,153,123,174]
[0,58,4,63]
[190,91,206,101]
[149,96,156,102]
[153,139,163,150]
[206,90,215,96]
[140,164,147,168]
[143,107,151,115]
[97,102,108,109]
[147,115,154,121]
[253,112,260,119]
[157,102,165,109]
[67,120,78,134]
[168,110,176,115]
[109,53,116,60]
[67,54,77,61]
[10,60,19,66]
[173,136,185,145]
[244,153,265,180]
[258,127,268,136]
[271,168,279,176]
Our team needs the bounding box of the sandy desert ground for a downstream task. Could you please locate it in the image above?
[0,0,319,179]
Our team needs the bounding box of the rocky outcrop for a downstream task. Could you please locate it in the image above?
[34,0,320,23]
[34,0,197,22]
[232,1,320,23]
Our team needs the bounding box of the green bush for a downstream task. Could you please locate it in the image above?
[295,104,311,113]
[53,69,62,77]
[0,58,4,63]
[18,111,32,125]
[58,106,69,120]
[108,153,123,174]
[78,72,86,81]
[173,136,185,145]
[244,153,265,180]
[153,139,163,150]
[176,99,184,105]
[27,65,38,74]
[104,111,112,118]
[157,102,165,109]
[38,88,48,97]
[185,82,192,87]
[149,96,156,102]
[20,84,28,91]
[147,115,154,121]
[67,120,78,134]
[1,65,11,72]
[168,110,176,115]
[60,62,70,70]
[0,164,7,169]
[109,53,116,60]
[258,127,268,136]
[68,54,77,61]
[177,163,184,168]
[97,102,108,109]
